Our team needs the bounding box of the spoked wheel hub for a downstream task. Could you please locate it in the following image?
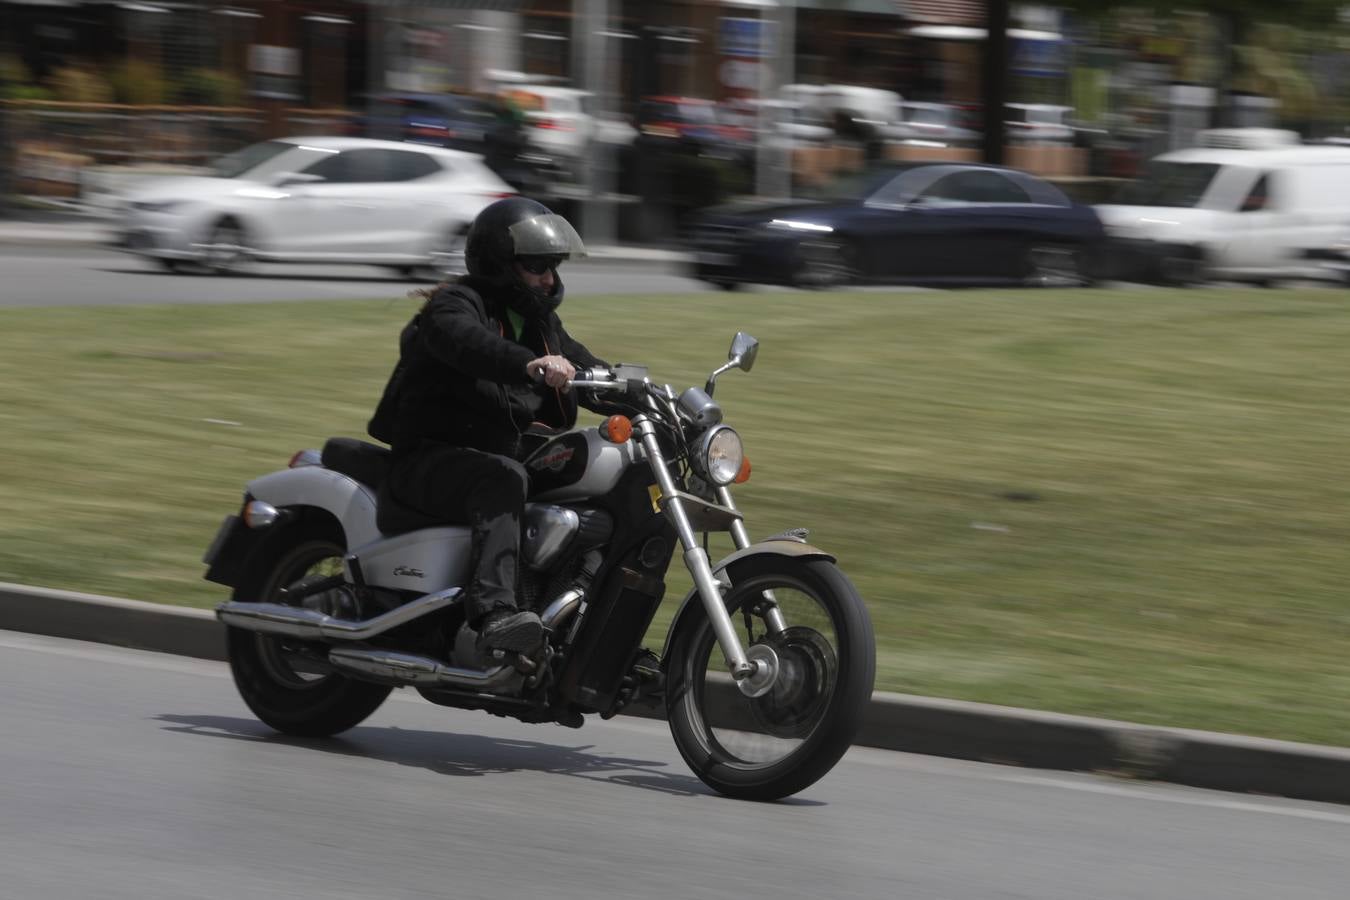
[749,626,837,740]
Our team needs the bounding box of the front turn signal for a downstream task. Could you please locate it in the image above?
[734,456,752,484]
[601,415,633,444]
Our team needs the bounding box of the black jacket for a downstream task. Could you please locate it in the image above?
[373,275,608,459]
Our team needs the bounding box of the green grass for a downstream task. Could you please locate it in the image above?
[3,287,1350,746]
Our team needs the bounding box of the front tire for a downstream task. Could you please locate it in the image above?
[794,238,858,289]
[227,521,391,737]
[665,556,875,800]
[201,218,251,276]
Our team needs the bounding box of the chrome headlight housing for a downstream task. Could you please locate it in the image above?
[699,425,744,486]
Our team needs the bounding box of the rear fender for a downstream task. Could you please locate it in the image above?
[659,540,835,664]
[246,466,382,550]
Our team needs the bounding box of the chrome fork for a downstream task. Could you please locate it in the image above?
[634,416,776,697]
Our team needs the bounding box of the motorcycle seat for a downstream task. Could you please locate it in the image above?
[321,437,458,535]
[321,437,391,489]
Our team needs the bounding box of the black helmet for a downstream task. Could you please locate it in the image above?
[464,196,587,280]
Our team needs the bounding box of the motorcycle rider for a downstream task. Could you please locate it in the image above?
[369,197,609,655]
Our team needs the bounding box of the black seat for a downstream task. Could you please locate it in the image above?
[321,437,391,489]
[321,437,452,535]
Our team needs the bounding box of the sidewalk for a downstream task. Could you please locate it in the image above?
[0,203,691,264]
[4,579,1350,807]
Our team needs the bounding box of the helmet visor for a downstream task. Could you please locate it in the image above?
[508,213,588,260]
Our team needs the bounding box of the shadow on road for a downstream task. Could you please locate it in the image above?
[156,713,803,802]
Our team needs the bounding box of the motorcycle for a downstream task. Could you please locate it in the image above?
[204,332,875,800]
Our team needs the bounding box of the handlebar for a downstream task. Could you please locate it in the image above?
[565,365,648,393]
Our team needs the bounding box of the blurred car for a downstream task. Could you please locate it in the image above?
[892,101,981,147]
[117,136,515,277]
[686,161,1104,289]
[1095,128,1350,284]
[500,85,637,175]
[358,91,568,200]
[1004,104,1075,145]
[637,95,753,161]
[725,98,834,150]
[360,91,519,155]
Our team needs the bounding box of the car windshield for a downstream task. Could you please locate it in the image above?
[212,140,295,179]
[1114,161,1221,208]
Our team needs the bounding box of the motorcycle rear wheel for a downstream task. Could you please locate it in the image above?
[227,522,392,737]
[665,556,875,801]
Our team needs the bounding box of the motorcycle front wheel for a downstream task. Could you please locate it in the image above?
[665,555,875,801]
[227,521,392,737]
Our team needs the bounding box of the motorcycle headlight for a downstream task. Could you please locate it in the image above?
[700,426,744,486]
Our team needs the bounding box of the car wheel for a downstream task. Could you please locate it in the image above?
[156,258,184,274]
[201,218,251,276]
[795,239,857,290]
[705,279,744,292]
[1023,243,1093,287]
[425,226,469,281]
[1158,248,1209,287]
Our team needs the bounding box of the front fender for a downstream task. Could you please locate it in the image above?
[659,539,835,664]
[246,466,381,550]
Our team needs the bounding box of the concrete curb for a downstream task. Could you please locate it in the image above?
[0,222,693,264]
[5,580,1349,806]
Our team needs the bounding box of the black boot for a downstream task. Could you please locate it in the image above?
[475,607,543,654]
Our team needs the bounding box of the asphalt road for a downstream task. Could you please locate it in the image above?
[0,244,711,307]
[3,631,1347,900]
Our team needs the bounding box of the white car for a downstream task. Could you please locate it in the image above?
[500,85,636,166]
[118,136,516,277]
[1096,129,1350,284]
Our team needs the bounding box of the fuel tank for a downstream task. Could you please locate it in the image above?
[525,428,639,503]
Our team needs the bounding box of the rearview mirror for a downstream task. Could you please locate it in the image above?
[729,332,759,372]
[705,332,761,396]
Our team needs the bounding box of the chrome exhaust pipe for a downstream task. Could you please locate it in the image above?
[327,647,522,691]
[539,588,583,632]
[216,587,461,641]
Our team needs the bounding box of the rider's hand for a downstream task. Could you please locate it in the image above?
[526,355,575,389]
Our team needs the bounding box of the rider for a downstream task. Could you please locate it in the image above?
[370,196,609,655]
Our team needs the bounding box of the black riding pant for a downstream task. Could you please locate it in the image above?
[381,442,529,627]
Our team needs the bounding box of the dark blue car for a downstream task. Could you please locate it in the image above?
[687,161,1105,289]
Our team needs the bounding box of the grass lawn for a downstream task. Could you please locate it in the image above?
[3,286,1349,746]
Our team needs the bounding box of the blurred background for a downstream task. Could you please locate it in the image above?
[6,0,1350,247]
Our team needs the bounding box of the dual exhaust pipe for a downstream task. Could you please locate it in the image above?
[217,586,583,692]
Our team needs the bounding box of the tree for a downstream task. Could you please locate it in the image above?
[1056,0,1345,126]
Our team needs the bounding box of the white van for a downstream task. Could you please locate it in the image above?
[1095,128,1350,283]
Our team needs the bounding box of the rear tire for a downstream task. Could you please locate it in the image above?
[1159,247,1209,287]
[424,225,469,280]
[665,556,875,800]
[226,521,391,737]
[1023,243,1093,287]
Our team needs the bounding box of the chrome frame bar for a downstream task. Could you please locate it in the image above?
[635,416,757,681]
[717,485,789,636]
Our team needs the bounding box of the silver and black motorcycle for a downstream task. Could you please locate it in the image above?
[205,332,875,800]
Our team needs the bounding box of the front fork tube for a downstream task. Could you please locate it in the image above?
[717,486,789,636]
[637,422,759,683]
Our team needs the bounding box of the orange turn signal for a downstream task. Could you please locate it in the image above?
[601,415,633,444]
[734,456,752,484]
